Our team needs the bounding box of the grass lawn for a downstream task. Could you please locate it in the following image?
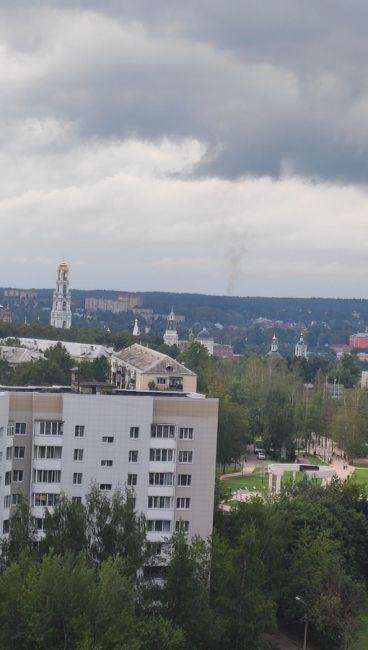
[302,453,326,465]
[351,468,368,490]
[222,473,268,493]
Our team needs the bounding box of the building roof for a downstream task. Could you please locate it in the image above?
[0,338,112,360]
[112,343,195,376]
[196,328,213,341]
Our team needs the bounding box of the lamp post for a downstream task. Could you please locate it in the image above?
[295,596,308,650]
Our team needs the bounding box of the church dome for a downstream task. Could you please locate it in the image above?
[59,260,69,272]
[196,328,213,341]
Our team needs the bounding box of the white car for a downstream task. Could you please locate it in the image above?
[257,452,266,460]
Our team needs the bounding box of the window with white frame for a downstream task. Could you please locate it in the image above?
[150,424,175,439]
[73,473,82,485]
[156,377,166,385]
[34,446,62,459]
[33,493,59,507]
[147,519,171,532]
[176,497,190,509]
[175,520,190,533]
[6,447,12,460]
[102,436,114,443]
[74,449,84,461]
[148,496,172,509]
[14,446,25,459]
[5,471,11,485]
[75,425,85,437]
[13,470,23,482]
[100,484,112,491]
[130,427,139,438]
[127,473,137,486]
[129,450,138,463]
[33,469,61,483]
[101,459,113,467]
[149,448,175,462]
[39,421,63,436]
[149,472,174,486]
[4,495,11,509]
[15,422,26,435]
[7,422,15,436]
[178,451,193,463]
[179,427,193,440]
[177,474,192,486]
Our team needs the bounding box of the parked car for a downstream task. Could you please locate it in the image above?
[254,445,264,454]
[257,452,266,460]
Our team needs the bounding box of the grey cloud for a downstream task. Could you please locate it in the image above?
[1,2,368,182]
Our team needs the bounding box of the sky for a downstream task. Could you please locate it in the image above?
[1,1,368,298]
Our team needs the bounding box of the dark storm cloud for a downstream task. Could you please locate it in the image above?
[1,1,368,182]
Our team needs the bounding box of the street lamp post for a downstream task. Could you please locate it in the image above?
[296,596,308,650]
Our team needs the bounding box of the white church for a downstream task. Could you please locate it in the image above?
[50,261,72,329]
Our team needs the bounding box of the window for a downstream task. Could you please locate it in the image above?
[179,427,193,440]
[12,494,21,506]
[5,471,11,485]
[33,469,61,483]
[130,427,139,438]
[15,422,26,435]
[7,422,15,436]
[127,473,137,486]
[74,449,84,461]
[148,496,172,509]
[102,436,114,443]
[73,473,82,485]
[151,425,175,439]
[176,497,190,509]
[6,447,12,460]
[176,520,189,533]
[39,421,63,436]
[3,520,9,534]
[72,496,82,504]
[0,426,3,437]
[178,451,193,463]
[4,495,11,509]
[100,484,112,491]
[75,425,85,437]
[14,446,25,459]
[157,377,166,385]
[34,446,62,459]
[177,474,192,487]
[33,493,59,507]
[147,519,171,532]
[101,459,113,467]
[129,450,138,463]
[13,470,23,482]
[149,448,175,462]
[149,472,174,486]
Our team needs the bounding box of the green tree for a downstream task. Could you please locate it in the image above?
[217,397,249,471]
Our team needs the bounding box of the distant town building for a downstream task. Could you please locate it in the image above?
[195,328,214,355]
[267,333,283,359]
[163,308,179,347]
[3,289,38,307]
[350,333,368,349]
[213,344,234,359]
[361,371,368,389]
[0,305,12,323]
[85,294,143,315]
[295,332,308,358]
[50,261,72,330]
[110,343,197,392]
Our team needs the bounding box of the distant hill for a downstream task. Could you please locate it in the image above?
[3,287,367,326]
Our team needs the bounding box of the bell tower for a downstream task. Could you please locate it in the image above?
[50,260,72,329]
[163,307,179,346]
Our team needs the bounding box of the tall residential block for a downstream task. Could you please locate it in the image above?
[0,389,218,546]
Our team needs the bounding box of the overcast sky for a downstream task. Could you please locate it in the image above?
[1,1,368,298]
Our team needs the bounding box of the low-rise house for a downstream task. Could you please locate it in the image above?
[110,343,197,392]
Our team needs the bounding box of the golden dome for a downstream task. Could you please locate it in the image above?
[58,260,69,272]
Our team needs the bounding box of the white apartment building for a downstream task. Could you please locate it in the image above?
[0,389,218,546]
